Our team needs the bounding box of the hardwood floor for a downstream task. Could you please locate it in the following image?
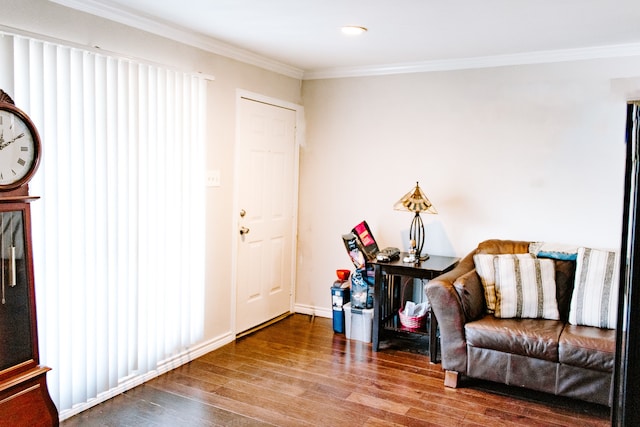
[61,314,610,426]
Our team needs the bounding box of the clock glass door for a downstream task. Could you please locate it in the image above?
[0,209,33,372]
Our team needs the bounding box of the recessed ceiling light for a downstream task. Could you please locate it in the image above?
[341,26,368,36]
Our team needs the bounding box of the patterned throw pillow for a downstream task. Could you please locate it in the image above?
[493,256,559,320]
[569,247,620,329]
[473,253,535,313]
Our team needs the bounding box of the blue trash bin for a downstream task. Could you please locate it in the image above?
[331,280,350,333]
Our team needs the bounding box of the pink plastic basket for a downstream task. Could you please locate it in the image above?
[398,278,427,330]
[399,307,427,329]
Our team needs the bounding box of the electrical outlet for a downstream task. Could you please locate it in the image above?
[206,170,221,187]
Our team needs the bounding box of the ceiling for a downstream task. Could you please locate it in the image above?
[52,0,640,79]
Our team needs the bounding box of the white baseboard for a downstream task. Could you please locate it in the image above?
[58,332,235,421]
[294,303,332,319]
[59,306,331,421]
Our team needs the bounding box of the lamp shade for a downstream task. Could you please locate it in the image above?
[393,182,437,214]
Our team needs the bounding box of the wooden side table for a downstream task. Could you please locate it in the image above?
[371,253,459,363]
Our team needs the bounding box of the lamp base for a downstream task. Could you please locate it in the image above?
[409,212,427,261]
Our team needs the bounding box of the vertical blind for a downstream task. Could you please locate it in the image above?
[1,33,206,416]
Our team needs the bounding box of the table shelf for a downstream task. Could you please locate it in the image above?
[372,253,459,363]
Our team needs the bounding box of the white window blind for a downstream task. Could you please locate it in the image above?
[1,34,206,418]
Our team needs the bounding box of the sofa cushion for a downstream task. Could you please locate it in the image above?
[569,247,620,329]
[494,256,559,320]
[477,239,531,255]
[473,253,534,314]
[559,324,616,373]
[453,269,486,322]
[553,259,577,321]
[465,315,565,362]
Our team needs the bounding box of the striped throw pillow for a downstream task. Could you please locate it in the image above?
[493,256,559,320]
[569,247,619,329]
[473,253,535,314]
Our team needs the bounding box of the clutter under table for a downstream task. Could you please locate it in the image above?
[371,254,459,362]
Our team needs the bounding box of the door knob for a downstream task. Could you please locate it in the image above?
[239,226,250,235]
[239,209,246,217]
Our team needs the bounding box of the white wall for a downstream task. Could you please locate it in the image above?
[297,58,640,315]
[0,0,302,344]
[5,0,640,346]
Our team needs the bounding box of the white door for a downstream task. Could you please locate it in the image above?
[235,96,297,334]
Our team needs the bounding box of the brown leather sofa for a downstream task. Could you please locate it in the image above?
[425,239,615,406]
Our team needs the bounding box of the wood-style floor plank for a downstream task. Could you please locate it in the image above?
[61,314,610,426]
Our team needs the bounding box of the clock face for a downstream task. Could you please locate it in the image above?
[0,108,39,188]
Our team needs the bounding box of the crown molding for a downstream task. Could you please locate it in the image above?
[303,43,640,80]
[48,0,304,80]
[49,1,640,81]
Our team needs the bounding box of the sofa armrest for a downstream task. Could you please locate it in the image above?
[425,252,476,373]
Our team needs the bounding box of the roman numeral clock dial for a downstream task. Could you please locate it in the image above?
[0,93,40,190]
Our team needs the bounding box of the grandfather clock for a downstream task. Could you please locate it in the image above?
[0,90,58,425]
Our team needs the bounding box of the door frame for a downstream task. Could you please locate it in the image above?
[230,89,303,335]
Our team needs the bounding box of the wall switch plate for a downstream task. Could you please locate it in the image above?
[206,170,221,187]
